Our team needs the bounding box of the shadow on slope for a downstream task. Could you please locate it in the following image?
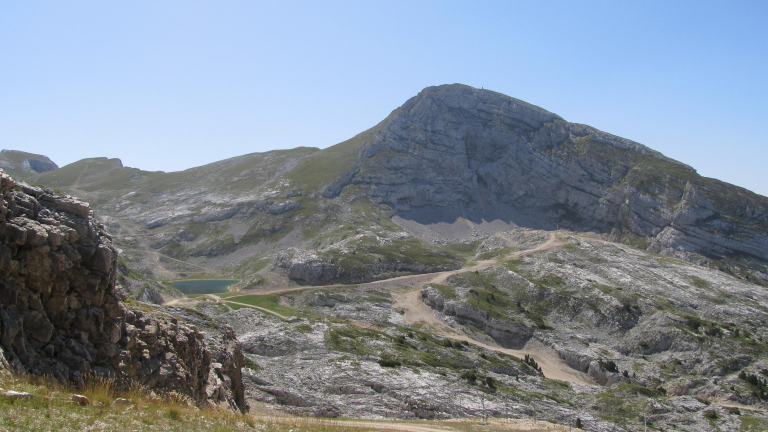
[393,202,555,243]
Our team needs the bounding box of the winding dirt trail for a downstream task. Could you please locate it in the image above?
[388,233,591,385]
[126,221,214,276]
[393,285,588,384]
[164,231,589,384]
[253,416,579,432]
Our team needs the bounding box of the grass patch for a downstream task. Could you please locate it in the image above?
[532,273,564,288]
[688,275,710,289]
[740,415,768,431]
[0,371,258,432]
[431,284,457,299]
[223,294,297,317]
[478,247,510,260]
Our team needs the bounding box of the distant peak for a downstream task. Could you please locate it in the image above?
[0,149,59,173]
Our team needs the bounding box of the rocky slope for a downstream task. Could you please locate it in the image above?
[325,84,768,280]
[175,228,768,431]
[0,150,59,178]
[421,231,768,403]
[11,84,767,293]
[7,84,768,431]
[0,171,246,411]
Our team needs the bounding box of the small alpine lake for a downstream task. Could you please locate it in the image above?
[169,279,239,295]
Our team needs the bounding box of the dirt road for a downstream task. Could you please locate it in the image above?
[163,231,589,384]
[389,233,591,385]
[253,416,581,431]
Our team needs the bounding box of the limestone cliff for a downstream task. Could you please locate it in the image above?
[327,84,768,273]
[0,171,247,411]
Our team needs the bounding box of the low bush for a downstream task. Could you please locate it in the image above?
[378,358,401,367]
[460,370,477,383]
[598,359,619,373]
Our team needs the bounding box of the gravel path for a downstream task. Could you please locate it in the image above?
[163,232,589,384]
[389,233,591,385]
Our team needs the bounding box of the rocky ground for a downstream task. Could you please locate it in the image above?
[0,171,246,411]
[166,228,768,431]
[10,85,767,300]
[5,84,768,431]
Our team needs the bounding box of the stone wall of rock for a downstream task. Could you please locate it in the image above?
[0,171,246,411]
[275,248,461,285]
[420,285,533,349]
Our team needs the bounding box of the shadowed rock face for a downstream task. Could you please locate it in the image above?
[0,150,59,174]
[0,171,247,412]
[326,84,767,265]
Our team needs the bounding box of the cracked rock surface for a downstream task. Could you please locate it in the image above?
[0,171,247,411]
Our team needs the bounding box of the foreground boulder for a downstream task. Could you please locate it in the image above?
[0,171,246,411]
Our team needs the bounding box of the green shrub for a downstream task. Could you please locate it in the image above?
[460,370,477,382]
[378,359,401,367]
[598,359,618,373]
[524,354,542,373]
[683,314,704,331]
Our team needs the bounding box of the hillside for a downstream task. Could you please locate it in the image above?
[0,172,246,412]
[0,150,58,178]
[13,84,767,294]
[5,84,768,431]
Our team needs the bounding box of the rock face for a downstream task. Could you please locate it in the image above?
[0,150,59,175]
[0,171,246,411]
[9,85,766,291]
[328,84,768,267]
[421,285,533,349]
[275,247,461,285]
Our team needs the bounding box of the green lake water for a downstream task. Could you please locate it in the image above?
[169,279,239,295]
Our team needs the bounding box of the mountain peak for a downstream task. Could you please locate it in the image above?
[418,83,561,119]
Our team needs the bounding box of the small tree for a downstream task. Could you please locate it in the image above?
[575,417,583,428]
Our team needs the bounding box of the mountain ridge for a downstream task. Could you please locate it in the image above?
[4,84,768,431]
[7,84,767,290]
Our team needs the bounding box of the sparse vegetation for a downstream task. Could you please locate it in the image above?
[0,372,257,432]
[378,358,401,367]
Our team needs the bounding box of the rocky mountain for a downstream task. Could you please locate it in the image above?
[0,172,246,411]
[328,85,768,281]
[5,84,768,430]
[11,84,767,292]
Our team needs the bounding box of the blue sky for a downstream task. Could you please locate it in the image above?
[1,1,766,196]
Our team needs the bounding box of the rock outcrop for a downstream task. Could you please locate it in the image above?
[0,150,59,175]
[329,84,768,267]
[0,171,247,411]
[421,285,533,349]
[275,247,461,285]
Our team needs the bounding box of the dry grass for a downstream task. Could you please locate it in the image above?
[0,371,257,432]
[0,371,579,432]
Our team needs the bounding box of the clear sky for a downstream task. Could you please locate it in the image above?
[2,1,766,196]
